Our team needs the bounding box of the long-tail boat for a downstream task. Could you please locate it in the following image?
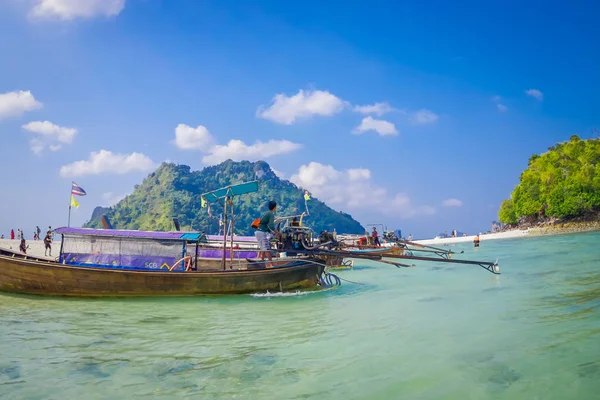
[0,181,326,297]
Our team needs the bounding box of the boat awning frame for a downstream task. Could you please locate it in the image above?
[54,227,203,242]
[201,180,259,204]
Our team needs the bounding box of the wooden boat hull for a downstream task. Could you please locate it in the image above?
[0,252,325,297]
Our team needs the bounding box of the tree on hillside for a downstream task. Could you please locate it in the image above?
[498,135,600,223]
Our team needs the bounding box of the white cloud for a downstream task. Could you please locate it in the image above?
[29,139,45,155]
[102,192,126,206]
[347,168,371,181]
[257,89,346,125]
[291,161,435,218]
[0,90,42,120]
[30,0,126,20]
[491,96,507,112]
[173,124,215,151]
[353,102,395,116]
[202,139,302,164]
[22,120,77,143]
[353,116,398,136]
[411,109,439,125]
[442,198,463,207]
[22,120,77,154]
[525,89,543,101]
[59,150,155,177]
[173,123,302,165]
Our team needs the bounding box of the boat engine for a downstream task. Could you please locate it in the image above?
[317,230,339,249]
[278,225,314,255]
[384,231,398,241]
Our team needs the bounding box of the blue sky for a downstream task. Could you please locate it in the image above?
[0,0,598,239]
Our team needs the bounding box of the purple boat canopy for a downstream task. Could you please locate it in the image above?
[54,227,203,241]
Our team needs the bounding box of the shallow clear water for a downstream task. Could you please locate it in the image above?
[1,232,599,399]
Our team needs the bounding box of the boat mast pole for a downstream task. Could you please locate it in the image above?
[221,192,229,270]
[230,198,234,265]
[67,183,72,227]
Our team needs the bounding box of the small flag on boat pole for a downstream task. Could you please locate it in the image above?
[71,182,87,196]
[68,182,86,227]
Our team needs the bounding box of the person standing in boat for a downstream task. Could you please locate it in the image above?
[44,230,53,257]
[371,227,381,247]
[255,201,279,268]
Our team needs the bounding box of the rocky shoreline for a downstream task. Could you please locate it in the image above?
[502,211,600,237]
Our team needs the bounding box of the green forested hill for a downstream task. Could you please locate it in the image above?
[498,135,600,224]
[84,160,365,235]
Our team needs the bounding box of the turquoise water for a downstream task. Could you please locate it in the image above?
[1,232,599,399]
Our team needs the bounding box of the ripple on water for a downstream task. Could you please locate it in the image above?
[138,316,181,324]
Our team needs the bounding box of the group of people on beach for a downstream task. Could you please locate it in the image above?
[4,226,54,257]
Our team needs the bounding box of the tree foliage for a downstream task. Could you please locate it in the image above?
[85,160,365,235]
[498,135,600,223]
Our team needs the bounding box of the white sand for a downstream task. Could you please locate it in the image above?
[0,239,59,260]
[413,229,531,246]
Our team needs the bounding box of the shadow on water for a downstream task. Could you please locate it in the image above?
[459,352,522,391]
[536,270,600,322]
[71,361,111,379]
[0,363,21,380]
[577,361,600,378]
[486,363,522,389]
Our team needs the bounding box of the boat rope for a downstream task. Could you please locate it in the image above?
[318,272,341,288]
[336,276,366,285]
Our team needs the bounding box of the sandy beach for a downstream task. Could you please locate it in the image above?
[0,239,58,261]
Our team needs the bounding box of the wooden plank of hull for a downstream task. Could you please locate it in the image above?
[0,254,325,297]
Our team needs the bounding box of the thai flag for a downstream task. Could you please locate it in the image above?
[71,182,87,196]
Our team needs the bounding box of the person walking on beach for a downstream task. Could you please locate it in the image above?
[10,229,14,240]
[36,226,41,240]
[254,201,279,268]
[44,230,53,257]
